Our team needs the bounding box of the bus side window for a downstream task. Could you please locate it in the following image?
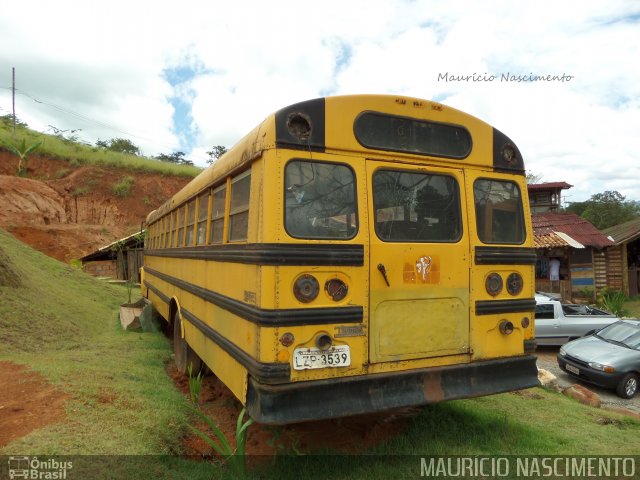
[229,171,251,242]
[209,185,226,244]
[177,206,185,247]
[164,215,170,248]
[196,192,209,245]
[186,200,196,246]
[170,211,178,247]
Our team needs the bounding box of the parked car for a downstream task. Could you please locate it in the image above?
[535,293,619,346]
[557,319,640,398]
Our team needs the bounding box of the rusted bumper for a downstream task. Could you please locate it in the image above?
[246,355,539,424]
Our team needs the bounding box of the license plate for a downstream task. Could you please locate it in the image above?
[566,364,580,375]
[293,345,351,370]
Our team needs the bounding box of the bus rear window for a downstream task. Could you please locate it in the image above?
[354,112,471,159]
[474,179,525,244]
[373,170,461,242]
[285,160,357,239]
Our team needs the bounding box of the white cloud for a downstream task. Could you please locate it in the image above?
[0,0,638,201]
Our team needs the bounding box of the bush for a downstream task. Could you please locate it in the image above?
[112,176,135,197]
[597,288,629,317]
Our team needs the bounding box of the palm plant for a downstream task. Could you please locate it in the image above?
[0,138,42,176]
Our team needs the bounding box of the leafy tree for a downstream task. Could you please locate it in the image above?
[525,171,543,184]
[206,145,227,165]
[155,151,194,166]
[96,138,140,156]
[0,137,42,177]
[566,190,640,230]
[0,114,28,129]
[47,125,81,143]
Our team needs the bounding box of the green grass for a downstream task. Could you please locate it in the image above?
[112,175,135,197]
[0,229,218,478]
[0,122,201,178]
[1,227,639,479]
[623,295,640,318]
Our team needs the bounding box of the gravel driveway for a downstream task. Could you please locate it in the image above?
[536,346,640,415]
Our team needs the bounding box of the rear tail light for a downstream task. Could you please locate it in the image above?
[507,273,523,295]
[485,273,503,296]
[293,274,319,303]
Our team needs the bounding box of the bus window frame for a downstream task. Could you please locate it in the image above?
[283,158,359,241]
[196,191,210,246]
[228,170,251,243]
[372,167,463,244]
[209,183,227,245]
[353,110,473,160]
[473,177,526,245]
[186,199,196,246]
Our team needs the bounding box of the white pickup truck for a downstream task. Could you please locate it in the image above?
[534,293,620,346]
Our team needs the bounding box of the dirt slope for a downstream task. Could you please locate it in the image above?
[0,152,192,262]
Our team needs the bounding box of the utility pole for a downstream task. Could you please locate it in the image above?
[12,67,16,136]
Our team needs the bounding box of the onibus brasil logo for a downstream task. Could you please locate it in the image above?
[8,457,73,479]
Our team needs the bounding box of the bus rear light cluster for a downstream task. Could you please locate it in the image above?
[293,274,319,303]
[486,272,524,297]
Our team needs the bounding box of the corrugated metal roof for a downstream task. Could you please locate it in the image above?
[532,212,614,249]
[527,182,573,191]
[603,217,640,245]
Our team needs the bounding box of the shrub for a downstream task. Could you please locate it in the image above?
[112,176,135,197]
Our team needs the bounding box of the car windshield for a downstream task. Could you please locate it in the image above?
[595,321,640,350]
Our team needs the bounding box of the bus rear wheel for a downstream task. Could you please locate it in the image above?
[173,311,202,376]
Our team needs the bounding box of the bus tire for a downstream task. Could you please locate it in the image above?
[173,311,202,376]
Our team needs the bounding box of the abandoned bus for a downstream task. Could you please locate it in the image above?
[141,94,539,424]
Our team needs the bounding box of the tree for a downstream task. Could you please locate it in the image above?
[206,145,227,165]
[96,138,140,156]
[566,190,640,230]
[0,137,42,177]
[525,171,543,184]
[155,151,194,166]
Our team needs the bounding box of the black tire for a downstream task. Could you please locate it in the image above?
[616,373,638,399]
[173,311,202,376]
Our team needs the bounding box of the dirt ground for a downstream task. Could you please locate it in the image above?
[168,364,418,460]
[0,361,68,447]
[0,152,191,263]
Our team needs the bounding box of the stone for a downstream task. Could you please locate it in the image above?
[563,384,601,408]
[538,368,562,392]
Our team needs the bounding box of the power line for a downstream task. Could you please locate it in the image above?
[0,84,187,153]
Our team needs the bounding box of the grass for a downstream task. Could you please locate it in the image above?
[623,295,640,318]
[1,227,639,479]
[112,175,135,197]
[0,121,201,178]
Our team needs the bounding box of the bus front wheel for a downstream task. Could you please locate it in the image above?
[173,311,202,376]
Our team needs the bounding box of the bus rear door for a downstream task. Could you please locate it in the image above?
[366,161,471,364]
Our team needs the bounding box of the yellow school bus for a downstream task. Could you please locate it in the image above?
[142,94,539,424]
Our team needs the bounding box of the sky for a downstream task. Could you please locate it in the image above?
[0,0,638,204]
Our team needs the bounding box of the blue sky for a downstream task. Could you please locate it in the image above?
[0,0,638,203]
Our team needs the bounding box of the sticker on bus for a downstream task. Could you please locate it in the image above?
[293,345,351,370]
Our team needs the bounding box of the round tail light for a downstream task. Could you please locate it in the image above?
[293,274,319,303]
[325,278,348,301]
[485,273,503,296]
[507,273,523,296]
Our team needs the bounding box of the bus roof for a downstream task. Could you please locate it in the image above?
[146,94,522,225]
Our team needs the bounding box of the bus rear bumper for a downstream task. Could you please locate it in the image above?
[246,355,539,424]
